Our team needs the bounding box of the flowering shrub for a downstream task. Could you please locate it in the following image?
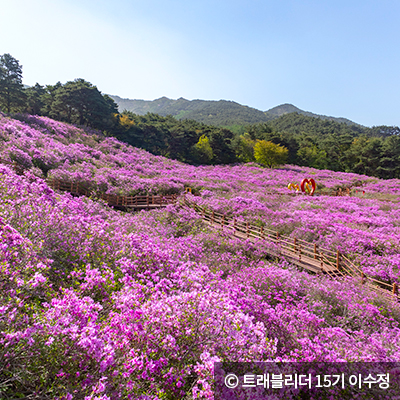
[0,115,400,398]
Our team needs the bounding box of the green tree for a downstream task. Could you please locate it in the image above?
[253,140,288,168]
[50,79,116,130]
[297,145,328,169]
[209,129,236,164]
[24,83,46,115]
[350,136,382,176]
[103,94,119,115]
[41,82,63,117]
[319,133,353,171]
[377,135,400,178]
[234,133,256,162]
[247,123,274,140]
[193,134,213,164]
[368,125,400,137]
[0,53,26,113]
[169,124,198,162]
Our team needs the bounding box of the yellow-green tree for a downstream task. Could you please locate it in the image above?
[194,134,213,164]
[253,140,288,168]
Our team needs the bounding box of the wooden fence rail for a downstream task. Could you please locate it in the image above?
[0,158,26,175]
[182,196,399,303]
[46,179,178,208]
[0,160,177,209]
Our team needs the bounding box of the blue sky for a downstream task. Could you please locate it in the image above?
[1,0,399,127]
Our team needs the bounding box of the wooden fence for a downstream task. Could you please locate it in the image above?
[182,196,399,303]
[0,159,178,208]
[0,158,26,175]
[46,179,178,208]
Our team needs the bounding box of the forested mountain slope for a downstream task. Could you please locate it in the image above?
[109,95,273,126]
[266,103,360,126]
[109,95,362,127]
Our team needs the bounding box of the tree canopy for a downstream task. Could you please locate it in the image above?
[0,53,26,113]
[254,140,288,168]
[194,134,213,164]
[49,79,117,130]
[253,140,289,168]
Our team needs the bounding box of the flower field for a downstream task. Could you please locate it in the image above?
[1,113,400,399]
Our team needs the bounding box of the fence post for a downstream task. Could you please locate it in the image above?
[336,250,340,270]
[314,244,317,259]
[246,222,249,238]
[147,196,149,206]
[221,214,225,229]
[294,237,297,252]
[260,226,264,239]
[393,283,398,296]
[299,244,302,261]
[276,232,280,254]
[361,272,365,285]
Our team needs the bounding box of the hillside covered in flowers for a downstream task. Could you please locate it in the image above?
[1,113,400,399]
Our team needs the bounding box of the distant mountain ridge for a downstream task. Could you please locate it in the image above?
[109,95,362,127]
[265,104,359,126]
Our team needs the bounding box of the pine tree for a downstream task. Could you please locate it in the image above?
[50,79,116,130]
[0,53,26,113]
